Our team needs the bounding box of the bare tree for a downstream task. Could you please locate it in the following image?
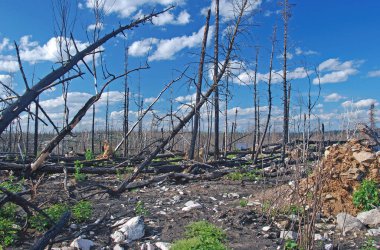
[0,7,173,135]
[188,9,211,160]
[213,0,220,160]
[369,103,376,130]
[251,48,259,160]
[123,46,130,158]
[281,0,291,165]
[253,25,276,164]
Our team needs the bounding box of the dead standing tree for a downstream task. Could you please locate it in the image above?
[213,0,221,160]
[188,9,211,160]
[0,7,173,135]
[116,0,251,194]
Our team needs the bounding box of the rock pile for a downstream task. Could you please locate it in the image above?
[301,139,380,216]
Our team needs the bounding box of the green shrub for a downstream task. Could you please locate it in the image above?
[226,170,259,181]
[239,199,248,207]
[353,179,380,211]
[30,204,69,231]
[72,201,92,222]
[170,221,227,250]
[226,172,244,181]
[135,201,149,216]
[284,239,298,250]
[74,160,86,181]
[360,237,376,250]
[85,149,94,160]
[0,217,17,247]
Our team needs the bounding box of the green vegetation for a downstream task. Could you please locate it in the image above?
[353,179,380,211]
[360,238,376,250]
[226,170,260,181]
[284,239,298,250]
[72,200,92,222]
[135,201,149,216]
[226,154,237,159]
[171,221,228,250]
[0,176,23,247]
[30,201,93,231]
[85,149,94,160]
[282,204,304,215]
[74,160,86,181]
[239,199,248,207]
[30,203,69,231]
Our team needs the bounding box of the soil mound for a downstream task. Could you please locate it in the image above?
[301,139,380,216]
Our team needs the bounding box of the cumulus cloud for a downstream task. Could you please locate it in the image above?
[175,93,196,103]
[152,10,191,26]
[341,99,378,109]
[367,70,380,78]
[295,47,318,56]
[313,58,361,84]
[324,93,345,102]
[129,25,213,61]
[87,22,104,31]
[0,74,12,85]
[203,0,262,21]
[234,67,309,85]
[0,57,18,72]
[85,0,185,19]
[19,36,91,64]
[0,38,10,52]
[129,38,159,57]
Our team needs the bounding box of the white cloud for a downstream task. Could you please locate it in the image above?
[144,96,159,104]
[313,58,361,84]
[149,25,213,61]
[0,74,12,85]
[0,59,18,72]
[175,93,196,102]
[204,0,262,21]
[85,0,185,19]
[234,67,309,85]
[0,38,10,52]
[87,22,104,31]
[295,47,318,56]
[276,52,293,60]
[367,70,380,78]
[152,10,190,26]
[324,93,345,102]
[19,36,91,64]
[341,99,378,109]
[129,38,158,57]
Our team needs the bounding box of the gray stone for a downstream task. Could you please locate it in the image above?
[324,243,333,250]
[314,234,323,241]
[182,201,202,211]
[140,242,155,250]
[262,226,271,232]
[155,242,171,250]
[70,224,78,230]
[118,216,145,242]
[280,230,298,240]
[113,244,124,250]
[357,208,380,226]
[367,228,380,236]
[336,213,364,234]
[111,231,125,243]
[70,237,94,250]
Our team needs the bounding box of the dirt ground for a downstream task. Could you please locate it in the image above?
[2,170,377,250]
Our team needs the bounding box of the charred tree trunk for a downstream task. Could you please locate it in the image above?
[252,49,259,160]
[188,9,211,160]
[213,0,220,160]
[33,98,39,157]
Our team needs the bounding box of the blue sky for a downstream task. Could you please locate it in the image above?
[0,0,380,133]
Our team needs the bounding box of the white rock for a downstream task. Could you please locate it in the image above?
[114,244,124,250]
[70,224,78,230]
[357,208,380,226]
[140,242,155,250]
[336,213,364,234]
[324,243,333,250]
[367,228,380,236]
[210,197,217,201]
[111,231,125,243]
[182,201,202,211]
[155,242,171,250]
[118,216,145,242]
[314,234,323,241]
[227,193,240,199]
[70,237,94,250]
[280,230,298,240]
[262,226,271,232]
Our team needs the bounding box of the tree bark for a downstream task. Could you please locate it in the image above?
[213,0,220,160]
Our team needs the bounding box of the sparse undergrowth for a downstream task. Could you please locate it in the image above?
[171,221,228,250]
[353,179,380,211]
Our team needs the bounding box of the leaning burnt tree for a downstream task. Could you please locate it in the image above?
[0,7,172,135]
